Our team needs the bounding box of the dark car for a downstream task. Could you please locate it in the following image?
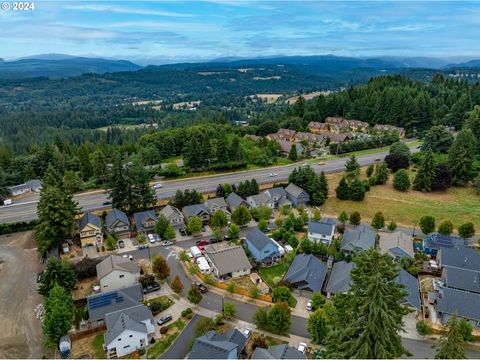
[157,314,173,325]
[201,225,206,232]
[102,201,112,206]
[261,227,271,233]
[192,281,208,293]
[118,240,125,249]
[196,239,209,246]
[143,283,161,294]
[180,228,187,236]
[209,237,223,244]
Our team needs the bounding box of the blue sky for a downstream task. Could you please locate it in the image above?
[1,1,480,64]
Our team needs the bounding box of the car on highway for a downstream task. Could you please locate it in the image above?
[161,240,173,246]
[102,201,112,206]
[118,240,125,249]
[375,158,381,161]
[269,172,278,177]
[196,239,209,246]
[297,342,308,354]
[3,199,12,206]
[153,183,164,189]
[192,281,208,293]
[318,161,325,165]
[157,314,173,325]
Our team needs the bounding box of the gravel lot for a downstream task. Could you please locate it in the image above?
[0,231,45,358]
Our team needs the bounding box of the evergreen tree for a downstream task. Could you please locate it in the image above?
[349,178,366,201]
[349,211,361,226]
[371,211,385,229]
[338,211,348,224]
[413,151,435,192]
[366,164,374,178]
[318,171,329,199]
[435,315,467,359]
[448,128,477,185]
[464,105,480,153]
[345,155,360,179]
[38,258,77,296]
[42,284,74,347]
[288,144,298,161]
[422,125,454,153]
[335,177,350,200]
[250,179,259,195]
[393,169,411,191]
[326,250,408,359]
[107,155,129,211]
[42,163,63,189]
[374,163,389,185]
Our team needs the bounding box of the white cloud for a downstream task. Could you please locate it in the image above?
[64,4,196,18]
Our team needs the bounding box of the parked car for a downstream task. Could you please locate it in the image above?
[143,283,161,294]
[137,244,148,250]
[180,228,187,236]
[297,342,308,354]
[306,300,313,311]
[223,235,231,240]
[118,240,125,249]
[261,227,271,233]
[161,240,173,246]
[153,183,163,189]
[197,245,206,252]
[122,254,133,261]
[157,314,173,325]
[208,238,221,244]
[192,281,208,293]
[243,328,252,339]
[196,239,209,246]
[201,225,206,232]
[148,234,156,243]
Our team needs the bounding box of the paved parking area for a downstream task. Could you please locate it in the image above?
[292,295,311,318]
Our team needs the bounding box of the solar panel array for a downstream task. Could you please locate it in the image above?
[88,291,124,310]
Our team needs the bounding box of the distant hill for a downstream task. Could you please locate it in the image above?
[444,59,480,68]
[0,56,142,78]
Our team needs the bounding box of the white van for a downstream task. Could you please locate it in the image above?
[3,199,12,206]
[190,246,202,258]
[196,256,211,274]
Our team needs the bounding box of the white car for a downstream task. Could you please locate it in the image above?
[148,234,156,243]
[306,300,313,311]
[297,342,308,354]
[153,183,163,189]
[269,172,278,177]
[243,328,252,339]
[161,240,173,246]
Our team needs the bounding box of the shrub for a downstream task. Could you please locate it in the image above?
[393,169,411,192]
[160,326,169,334]
[138,348,145,356]
[185,312,193,319]
[181,308,193,317]
[227,281,236,294]
[416,320,433,336]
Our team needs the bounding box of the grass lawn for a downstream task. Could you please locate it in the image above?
[147,332,179,359]
[167,319,186,331]
[92,334,106,359]
[258,262,290,287]
[265,335,288,346]
[322,169,480,230]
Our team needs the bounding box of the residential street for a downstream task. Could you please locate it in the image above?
[160,314,204,360]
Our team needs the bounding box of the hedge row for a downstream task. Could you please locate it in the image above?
[0,219,39,235]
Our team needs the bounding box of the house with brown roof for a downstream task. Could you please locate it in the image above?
[325,117,350,133]
[379,231,414,260]
[294,132,325,146]
[323,132,353,144]
[345,119,369,132]
[373,124,405,138]
[277,140,304,157]
[307,121,329,134]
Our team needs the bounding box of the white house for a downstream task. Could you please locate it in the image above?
[307,221,335,245]
[104,305,155,358]
[96,255,140,292]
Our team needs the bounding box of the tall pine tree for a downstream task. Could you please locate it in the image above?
[413,150,435,192]
[448,128,477,186]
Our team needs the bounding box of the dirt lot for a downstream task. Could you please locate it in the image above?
[0,231,46,358]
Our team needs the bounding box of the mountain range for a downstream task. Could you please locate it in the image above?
[0,54,479,79]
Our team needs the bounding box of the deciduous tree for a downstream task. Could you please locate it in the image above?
[152,255,170,280]
[419,215,435,235]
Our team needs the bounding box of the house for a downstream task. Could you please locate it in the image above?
[226,192,249,212]
[322,132,353,144]
[379,231,414,260]
[325,117,350,133]
[189,329,247,359]
[133,210,157,234]
[245,227,282,264]
[325,261,355,296]
[204,244,251,279]
[159,205,185,229]
[266,128,297,142]
[205,197,231,221]
[87,284,144,321]
[307,221,335,245]
[104,304,155,358]
[341,224,376,253]
[264,187,291,208]
[434,286,480,328]
[294,132,325,146]
[345,119,369,132]
[373,124,405,138]
[247,192,275,209]
[277,140,304,157]
[283,253,327,293]
[250,273,270,294]
[96,255,140,292]
[8,179,42,196]
[105,209,130,236]
[182,204,210,225]
[396,269,421,310]
[438,246,480,293]
[285,183,310,207]
[251,344,306,359]
[79,212,102,247]
[422,233,466,257]
[307,121,329,134]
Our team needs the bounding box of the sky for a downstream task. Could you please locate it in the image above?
[1,1,480,64]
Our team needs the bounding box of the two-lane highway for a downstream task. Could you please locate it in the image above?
[0,149,414,224]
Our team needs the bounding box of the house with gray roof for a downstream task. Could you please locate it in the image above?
[325,261,355,296]
[104,304,154,358]
[182,204,210,225]
[226,192,249,212]
[283,253,327,293]
[379,231,414,260]
[245,227,282,264]
[189,329,247,359]
[133,210,157,233]
[8,179,42,196]
[96,255,140,292]
[341,224,376,253]
[252,344,305,359]
[105,208,130,236]
[205,197,231,221]
[87,284,143,321]
[159,205,185,229]
[396,269,421,310]
[264,187,291,208]
[308,221,335,245]
[439,246,480,294]
[246,192,275,209]
[435,286,480,328]
[205,244,251,279]
[285,183,310,207]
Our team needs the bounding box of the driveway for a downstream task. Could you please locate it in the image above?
[160,314,204,359]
